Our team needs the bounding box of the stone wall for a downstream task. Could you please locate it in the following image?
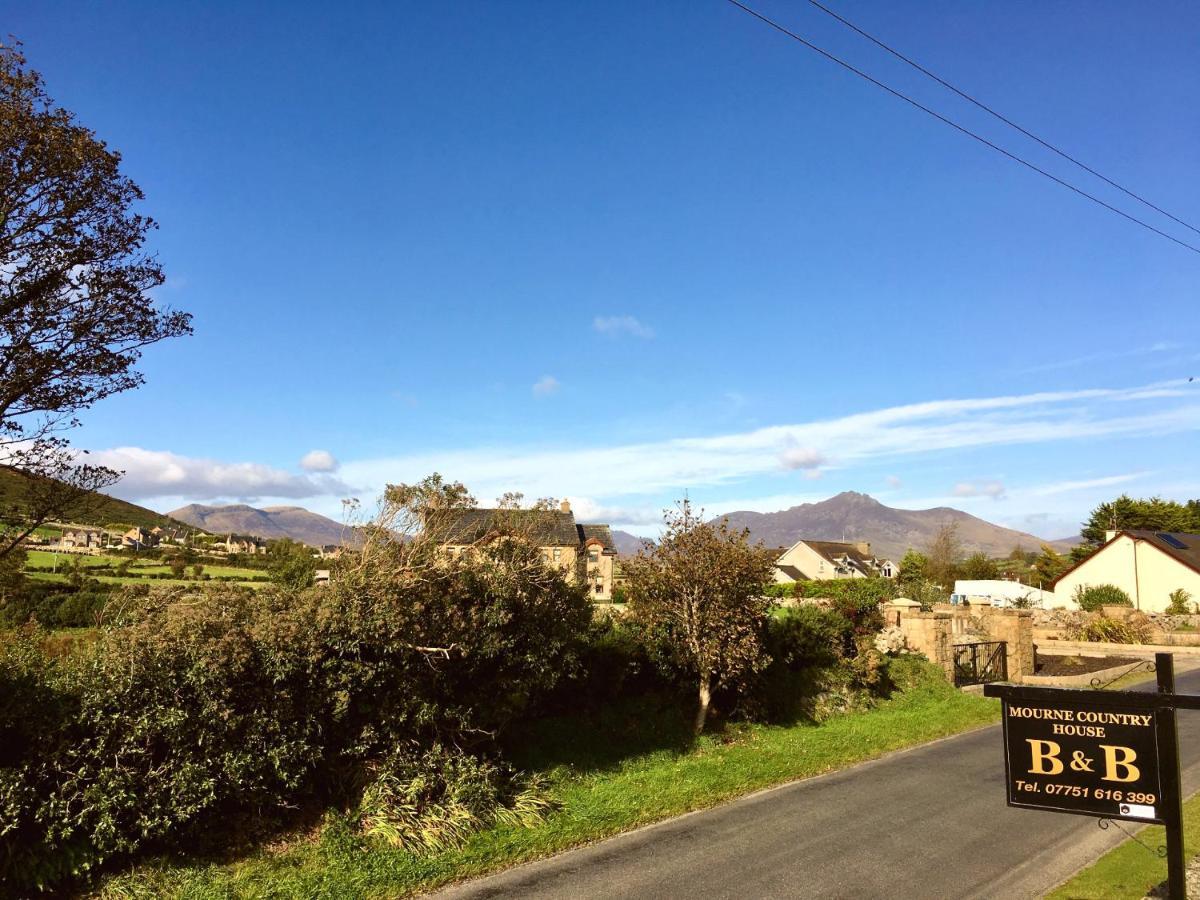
[886,603,1035,683]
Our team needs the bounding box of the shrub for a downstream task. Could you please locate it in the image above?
[793,577,897,606]
[1073,583,1133,612]
[1067,612,1153,645]
[0,522,592,891]
[354,743,552,854]
[1167,588,1194,615]
[764,605,847,670]
[762,582,796,600]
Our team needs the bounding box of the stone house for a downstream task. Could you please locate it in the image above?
[1052,530,1200,614]
[439,501,618,601]
[772,539,897,583]
[122,527,159,550]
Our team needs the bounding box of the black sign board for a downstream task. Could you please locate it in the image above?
[986,653,1200,900]
[999,697,1162,823]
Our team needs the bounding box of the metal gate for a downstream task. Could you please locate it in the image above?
[953,641,1007,686]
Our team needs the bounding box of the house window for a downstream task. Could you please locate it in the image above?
[553,548,562,561]
[595,583,604,594]
[588,549,599,563]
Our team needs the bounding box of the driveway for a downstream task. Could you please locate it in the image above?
[435,667,1200,899]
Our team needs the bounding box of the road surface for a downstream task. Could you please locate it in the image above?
[436,667,1200,899]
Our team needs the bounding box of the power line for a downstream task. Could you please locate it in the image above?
[722,0,1200,256]
[803,0,1200,237]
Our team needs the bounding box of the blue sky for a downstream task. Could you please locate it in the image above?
[11,0,1200,538]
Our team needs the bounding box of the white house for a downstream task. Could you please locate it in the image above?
[953,579,1068,609]
[1052,530,1200,614]
[773,539,897,583]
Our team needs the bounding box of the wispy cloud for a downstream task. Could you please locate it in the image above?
[1013,342,1181,375]
[952,480,1007,500]
[532,375,560,397]
[593,315,655,339]
[339,379,1199,508]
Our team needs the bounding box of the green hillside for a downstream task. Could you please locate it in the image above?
[0,467,199,533]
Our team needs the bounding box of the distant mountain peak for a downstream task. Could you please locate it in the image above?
[168,503,357,548]
[714,493,1072,560]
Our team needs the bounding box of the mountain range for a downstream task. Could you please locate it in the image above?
[712,491,1076,561]
[169,504,356,548]
[166,492,1075,559]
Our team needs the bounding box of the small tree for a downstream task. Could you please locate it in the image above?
[897,549,929,593]
[623,501,774,736]
[169,560,186,579]
[925,523,962,588]
[1073,583,1132,613]
[191,564,204,579]
[267,538,316,591]
[1031,545,1067,585]
[1167,589,1194,616]
[959,552,999,580]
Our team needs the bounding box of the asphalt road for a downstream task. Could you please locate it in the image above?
[436,667,1200,900]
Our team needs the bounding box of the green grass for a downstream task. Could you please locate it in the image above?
[99,663,999,899]
[1047,792,1200,899]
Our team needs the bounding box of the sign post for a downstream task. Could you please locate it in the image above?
[984,653,1197,900]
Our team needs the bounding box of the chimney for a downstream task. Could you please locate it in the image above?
[560,499,571,514]
[855,541,871,556]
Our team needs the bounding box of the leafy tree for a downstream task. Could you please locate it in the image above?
[0,545,25,602]
[267,538,316,591]
[1031,545,1067,585]
[1073,583,1132,613]
[925,523,962,588]
[959,552,999,580]
[169,560,186,579]
[1167,588,1195,616]
[623,500,774,736]
[191,564,204,579]
[0,44,191,557]
[1080,495,1200,547]
[897,549,928,593]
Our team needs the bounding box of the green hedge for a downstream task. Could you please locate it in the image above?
[0,538,591,893]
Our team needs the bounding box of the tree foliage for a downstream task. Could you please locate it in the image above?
[959,552,998,580]
[0,44,191,556]
[267,538,316,590]
[1080,495,1200,547]
[623,502,774,736]
[924,523,961,588]
[1073,583,1133,613]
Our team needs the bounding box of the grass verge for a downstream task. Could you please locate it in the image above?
[1047,792,1200,899]
[99,663,998,899]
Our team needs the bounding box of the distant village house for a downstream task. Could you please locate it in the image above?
[772,539,897,583]
[438,500,618,601]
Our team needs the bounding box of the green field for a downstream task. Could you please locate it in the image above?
[23,550,268,586]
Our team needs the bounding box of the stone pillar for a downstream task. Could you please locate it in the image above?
[891,608,954,682]
[983,609,1035,682]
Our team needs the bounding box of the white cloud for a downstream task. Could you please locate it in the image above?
[593,315,655,339]
[300,449,338,472]
[885,475,903,488]
[340,378,1200,506]
[779,446,825,471]
[90,447,351,502]
[532,375,560,397]
[952,480,1007,500]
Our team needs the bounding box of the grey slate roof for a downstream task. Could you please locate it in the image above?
[441,509,581,546]
[578,524,615,552]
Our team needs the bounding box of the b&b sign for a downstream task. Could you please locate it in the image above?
[1000,698,1161,822]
